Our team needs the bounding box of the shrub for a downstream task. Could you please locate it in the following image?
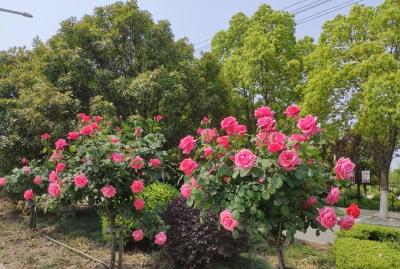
[161,197,248,269]
[334,237,400,269]
[101,183,179,245]
[337,223,400,242]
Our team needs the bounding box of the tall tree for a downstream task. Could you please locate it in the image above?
[302,1,400,219]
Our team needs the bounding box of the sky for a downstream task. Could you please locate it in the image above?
[0,0,384,51]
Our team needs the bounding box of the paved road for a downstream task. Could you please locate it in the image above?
[294,208,400,244]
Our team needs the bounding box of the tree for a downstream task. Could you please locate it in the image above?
[302,1,400,219]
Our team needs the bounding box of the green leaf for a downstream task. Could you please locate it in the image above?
[232,169,240,179]
[272,176,283,189]
[261,190,270,200]
[260,159,273,168]
[281,205,290,217]
[239,169,249,178]
[232,230,239,239]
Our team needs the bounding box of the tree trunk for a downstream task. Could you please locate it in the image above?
[275,245,286,269]
[379,169,389,220]
[109,214,117,269]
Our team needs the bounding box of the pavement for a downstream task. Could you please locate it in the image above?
[294,208,400,245]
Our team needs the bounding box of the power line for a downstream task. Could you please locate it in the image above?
[292,0,335,15]
[282,0,310,11]
[193,37,212,46]
[297,0,364,24]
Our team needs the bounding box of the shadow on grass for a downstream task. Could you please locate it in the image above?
[212,254,272,269]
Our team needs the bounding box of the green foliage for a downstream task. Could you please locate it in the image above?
[334,237,400,269]
[337,223,400,242]
[139,182,179,211]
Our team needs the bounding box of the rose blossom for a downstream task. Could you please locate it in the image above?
[49,170,58,182]
[48,183,62,198]
[233,124,247,135]
[201,116,209,124]
[41,133,50,140]
[129,156,145,171]
[267,132,286,153]
[93,116,103,123]
[135,127,143,138]
[190,177,200,189]
[204,147,213,158]
[326,187,340,205]
[101,185,117,198]
[346,203,360,218]
[0,177,5,187]
[33,175,42,185]
[55,162,66,173]
[110,153,125,163]
[180,184,192,199]
[220,116,238,135]
[131,180,144,193]
[317,207,337,229]
[133,198,145,211]
[201,128,217,143]
[297,115,319,136]
[219,210,239,231]
[154,232,167,246]
[234,149,257,170]
[110,136,120,144]
[217,136,230,149]
[278,150,301,171]
[197,128,203,134]
[304,196,318,209]
[289,134,308,143]
[55,139,68,150]
[132,229,144,241]
[23,189,34,201]
[254,106,274,119]
[155,115,163,123]
[23,166,32,175]
[179,158,198,175]
[49,150,63,163]
[74,173,89,189]
[179,135,196,154]
[338,215,355,231]
[257,116,275,131]
[67,132,80,140]
[284,104,301,118]
[78,113,91,122]
[80,125,94,136]
[150,158,161,168]
[335,157,355,180]
[21,157,29,165]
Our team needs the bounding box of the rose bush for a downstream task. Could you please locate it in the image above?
[178,105,358,269]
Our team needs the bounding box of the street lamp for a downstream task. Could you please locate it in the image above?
[0,7,33,18]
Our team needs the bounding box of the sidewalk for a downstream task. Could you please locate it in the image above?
[294,208,400,245]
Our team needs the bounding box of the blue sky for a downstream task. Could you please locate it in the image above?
[0,0,383,51]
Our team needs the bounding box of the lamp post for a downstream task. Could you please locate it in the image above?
[0,7,33,18]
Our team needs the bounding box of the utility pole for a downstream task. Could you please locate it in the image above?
[0,7,33,18]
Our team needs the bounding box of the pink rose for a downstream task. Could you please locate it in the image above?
[335,157,355,180]
[135,127,143,138]
[190,177,200,189]
[257,117,275,131]
[155,115,164,123]
[89,122,100,132]
[233,124,247,135]
[180,184,192,199]
[204,147,213,158]
[101,185,117,198]
[217,136,230,149]
[48,183,62,198]
[41,133,50,140]
[219,210,239,231]
[201,116,209,124]
[74,173,88,189]
[110,153,125,163]
[67,132,80,140]
[338,215,355,231]
[23,189,34,201]
[234,149,257,170]
[110,136,120,144]
[197,128,203,134]
[304,196,318,209]
[55,139,68,150]
[0,177,5,187]
[131,180,144,193]
[55,162,66,173]
[267,132,286,153]
[179,135,196,154]
[317,207,337,229]
[130,156,145,170]
[21,157,29,165]
[48,170,58,183]
[49,150,63,163]
[297,115,319,136]
[33,176,42,185]
[93,116,103,123]
[132,229,144,241]
[254,106,274,119]
[284,104,301,118]
[289,134,308,143]
[326,187,340,206]
[80,125,94,136]
[150,158,161,168]
[133,198,145,211]
[220,116,238,135]
[78,113,91,122]
[23,166,32,175]
[278,150,301,171]
[179,158,198,175]
[154,232,167,246]
[201,128,217,143]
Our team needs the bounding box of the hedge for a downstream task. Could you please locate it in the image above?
[336,223,400,242]
[334,238,400,269]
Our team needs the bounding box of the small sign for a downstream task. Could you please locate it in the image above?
[361,170,370,184]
